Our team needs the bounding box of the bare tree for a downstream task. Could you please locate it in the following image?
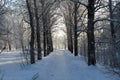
[33,0,42,60]
[26,0,35,64]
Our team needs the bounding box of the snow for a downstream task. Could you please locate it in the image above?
[0,50,114,80]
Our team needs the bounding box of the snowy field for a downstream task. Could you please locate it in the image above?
[0,50,116,80]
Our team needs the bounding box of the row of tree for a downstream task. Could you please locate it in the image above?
[0,0,13,53]
[60,0,120,76]
[1,0,120,72]
[25,0,62,64]
[60,0,120,66]
[9,0,120,67]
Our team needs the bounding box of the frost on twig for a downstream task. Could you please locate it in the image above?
[94,18,120,23]
[71,0,88,7]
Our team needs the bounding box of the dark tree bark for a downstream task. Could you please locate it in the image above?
[8,40,11,51]
[26,0,35,64]
[109,0,116,41]
[41,0,47,57]
[43,21,47,57]
[46,23,53,54]
[63,2,74,53]
[34,0,42,60]
[74,2,78,56]
[87,0,96,65]
[46,14,51,55]
[48,28,53,52]
[109,0,117,66]
[67,25,73,53]
[48,14,54,53]
[66,26,73,53]
[7,34,11,51]
[46,25,50,55]
[21,38,25,53]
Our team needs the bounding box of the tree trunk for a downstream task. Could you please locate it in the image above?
[49,30,53,52]
[26,0,35,64]
[46,27,50,55]
[43,25,47,56]
[7,35,11,51]
[109,0,115,40]
[109,0,117,66]
[66,24,73,53]
[34,0,42,60]
[41,1,47,57]
[47,26,53,53]
[87,0,96,65]
[21,38,25,53]
[8,40,11,51]
[74,2,78,56]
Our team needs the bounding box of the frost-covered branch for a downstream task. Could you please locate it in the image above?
[95,27,110,31]
[95,4,109,11]
[77,29,87,37]
[94,18,120,23]
[77,29,87,33]
[71,0,88,7]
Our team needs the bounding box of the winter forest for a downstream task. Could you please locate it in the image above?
[0,0,120,80]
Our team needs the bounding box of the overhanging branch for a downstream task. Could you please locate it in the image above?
[94,18,120,23]
[71,0,88,7]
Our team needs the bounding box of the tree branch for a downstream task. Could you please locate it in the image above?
[94,18,120,23]
[71,0,88,7]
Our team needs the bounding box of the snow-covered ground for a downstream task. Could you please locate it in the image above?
[0,50,115,80]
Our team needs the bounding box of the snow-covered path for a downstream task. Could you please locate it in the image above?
[0,50,112,80]
[39,50,110,80]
